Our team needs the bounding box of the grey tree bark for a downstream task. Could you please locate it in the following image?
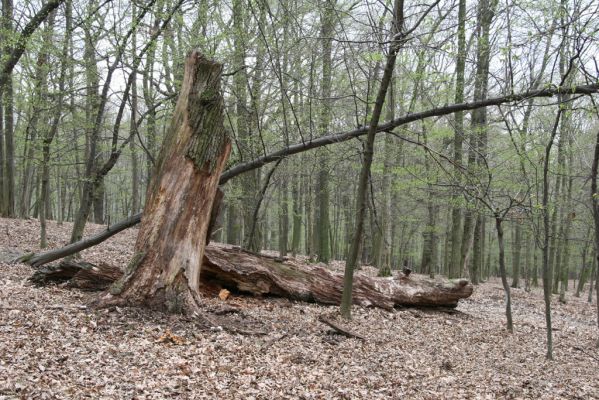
[449,0,466,279]
[340,0,409,319]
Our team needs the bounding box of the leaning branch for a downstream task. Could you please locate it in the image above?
[220,83,599,183]
[24,82,599,267]
[23,214,141,267]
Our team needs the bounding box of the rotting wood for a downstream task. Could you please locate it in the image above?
[29,260,122,291]
[95,51,231,314]
[202,246,473,308]
[230,246,288,262]
[29,244,473,309]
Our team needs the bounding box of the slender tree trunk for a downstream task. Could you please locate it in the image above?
[242,0,266,252]
[71,1,100,241]
[471,216,482,284]
[576,234,590,298]
[376,79,395,277]
[129,3,140,216]
[512,222,522,288]
[0,30,5,216]
[20,7,56,218]
[588,256,596,304]
[143,13,159,185]
[541,106,564,361]
[315,0,335,263]
[524,227,532,292]
[278,181,289,257]
[449,0,466,279]
[461,0,497,279]
[558,133,575,303]
[341,0,405,319]
[420,122,438,279]
[41,7,67,247]
[495,215,513,333]
[233,0,258,252]
[291,172,302,256]
[1,0,15,217]
[590,123,599,347]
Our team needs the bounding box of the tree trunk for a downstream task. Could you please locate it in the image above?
[588,256,596,303]
[449,0,466,279]
[315,0,335,264]
[96,51,231,314]
[41,7,66,248]
[341,0,407,319]
[512,221,522,288]
[129,2,140,216]
[30,245,474,310]
[1,0,16,217]
[291,173,302,256]
[495,215,513,333]
[278,181,289,257]
[576,235,590,298]
[471,215,482,284]
[590,123,599,347]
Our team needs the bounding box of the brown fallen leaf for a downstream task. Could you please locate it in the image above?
[218,288,231,301]
[177,362,192,376]
[155,329,186,345]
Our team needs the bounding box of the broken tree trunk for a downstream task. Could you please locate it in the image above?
[203,246,473,308]
[31,245,473,309]
[95,51,231,313]
[30,259,122,291]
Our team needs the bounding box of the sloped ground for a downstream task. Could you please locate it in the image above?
[0,217,598,399]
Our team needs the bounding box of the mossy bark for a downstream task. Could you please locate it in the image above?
[97,51,231,314]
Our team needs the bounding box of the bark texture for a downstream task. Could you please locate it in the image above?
[96,51,231,313]
[31,245,474,309]
[203,246,472,308]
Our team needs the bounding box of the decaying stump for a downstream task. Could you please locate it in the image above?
[95,51,231,313]
[30,245,473,309]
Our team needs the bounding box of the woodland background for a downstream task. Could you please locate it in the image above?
[0,0,598,319]
[1,1,599,397]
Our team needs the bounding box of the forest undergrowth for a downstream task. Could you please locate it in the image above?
[0,217,597,399]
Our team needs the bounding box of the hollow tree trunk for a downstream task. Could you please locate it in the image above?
[96,51,231,314]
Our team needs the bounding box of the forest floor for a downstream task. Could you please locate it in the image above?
[0,217,598,399]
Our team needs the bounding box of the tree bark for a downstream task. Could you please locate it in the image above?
[511,222,522,288]
[40,7,67,248]
[590,123,599,347]
[495,215,513,333]
[129,2,139,215]
[95,51,231,314]
[341,0,407,319]
[315,0,335,263]
[30,245,473,310]
[1,0,16,217]
[449,0,466,279]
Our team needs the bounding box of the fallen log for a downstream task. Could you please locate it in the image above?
[29,244,473,309]
[202,246,473,308]
[30,259,123,291]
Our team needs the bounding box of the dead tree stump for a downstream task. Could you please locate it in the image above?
[96,51,231,313]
